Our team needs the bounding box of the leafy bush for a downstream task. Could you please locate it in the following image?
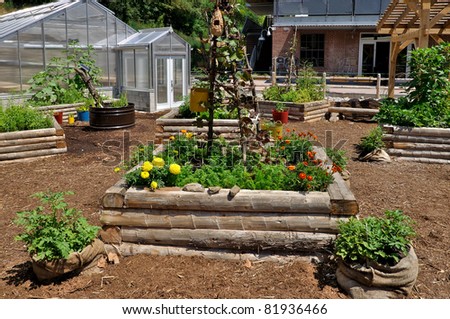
[358,126,385,155]
[375,42,450,128]
[335,210,416,265]
[326,148,348,172]
[14,191,100,261]
[0,105,53,132]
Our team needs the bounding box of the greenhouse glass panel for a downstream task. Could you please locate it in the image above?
[135,49,149,89]
[0,35,20,92]
[88,4,107,47]
[95,50,109,86]
[67,3,88,45]
[277,0,304,15]
[19,23,44,90]
[107,15,117,86]
[171,35,186,52]
[154,36,171,53]
[303,0,327,15]
[123,50,135,88]
[117,21,127,43]
[44,13,67,64]
[156,58,168,104]
[328,0,352,15]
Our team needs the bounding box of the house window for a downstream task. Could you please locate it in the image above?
[300,34,324,67]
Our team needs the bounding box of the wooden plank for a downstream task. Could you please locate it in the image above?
[161,126,240,133]
[124,187,332,214]
[0,127,56,140]
[328,173,358,216]
[101,178,128,208]
[121,227,336,252]
[389,126,450,138]
[392,142,450,152]
[0,141,60,154]
[106,242,321,262]
[386,148,450,160]
[100,209,348,233]
[0,147,67,161]
[0,135,65,147]
[157,118,239,127]
[394,157,450,164]
[328,107,379,116]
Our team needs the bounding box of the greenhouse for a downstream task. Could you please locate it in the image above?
[0,0,136,93]
[0,0,191,112]
[116,27,191,112]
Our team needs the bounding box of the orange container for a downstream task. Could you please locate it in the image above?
[190,88,209,112]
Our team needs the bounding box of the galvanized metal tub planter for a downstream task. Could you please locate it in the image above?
[89,103,135,130]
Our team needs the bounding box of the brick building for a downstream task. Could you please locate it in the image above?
[246,0,407,77]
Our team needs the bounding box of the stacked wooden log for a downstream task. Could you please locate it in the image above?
[382,125,450,164]
[155,109,240,143]
[99,147,359,259]
[36,102,83,122]
[257,100,330,122]
[0,117,67,163]
[328,98,380,122]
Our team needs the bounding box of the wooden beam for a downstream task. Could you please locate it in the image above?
[418,0,431,48]
[392,29,420,42]
[430,34,444,44]
[393,6,412,30]
[405,0,421,16]
[377,0,400,32]
[429,4,450,28]
[388,41,401,98]
[399,38,415,51]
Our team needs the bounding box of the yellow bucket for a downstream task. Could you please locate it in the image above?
[190,88,209,112]
[68,115,75,124]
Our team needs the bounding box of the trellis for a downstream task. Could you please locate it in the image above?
[377,0,450,97]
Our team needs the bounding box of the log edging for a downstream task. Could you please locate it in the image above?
[382,125,450,164]
[0,117,67,163]
[257,100,330,122]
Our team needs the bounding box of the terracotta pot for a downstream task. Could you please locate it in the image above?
[272,109,289,124]
[53,112,63,124]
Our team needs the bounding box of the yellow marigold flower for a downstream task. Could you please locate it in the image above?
[169,163,181,175]
[181,129,187,134]
[152,157,165,167]
[173,150,179,155]
[186,132,193,139]
[114,167,121,173]
[169,136,175,140]
[142,161,153,172]
[140,171,150,179]
[150,181,158,189]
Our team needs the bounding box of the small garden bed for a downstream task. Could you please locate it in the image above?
[258,99,330,122]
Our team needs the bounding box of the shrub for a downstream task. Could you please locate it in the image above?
[358,126,385,155]
[335,210,416,266]
[14,191,100,261]
[0,105,53,132]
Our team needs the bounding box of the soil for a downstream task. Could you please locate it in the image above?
[0,112,449,299]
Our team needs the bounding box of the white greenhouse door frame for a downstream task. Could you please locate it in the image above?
[358,35,391,76]
[156,56,186,110]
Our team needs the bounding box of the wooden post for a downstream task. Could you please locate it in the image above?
[418,0,431,48]
[272,57,277,85]
[322,72,327,99]
[388,41,400,98]
[376,73,381,99]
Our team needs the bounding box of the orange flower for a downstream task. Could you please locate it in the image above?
[286,128,291,133]
[307,175,313,181]
[278,136,283,140]
[280,146,285,150]
[181,129,187,134]
[285,139,291,144]
[299,172,306,180]
[307,151,314,159]
[287,165,296,171]
[303,161,308,166]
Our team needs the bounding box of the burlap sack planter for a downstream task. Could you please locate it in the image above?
[336,246,419,299]
[31,238,105,281]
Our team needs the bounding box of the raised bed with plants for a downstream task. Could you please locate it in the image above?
[100,129,358,259]
[0,105,67,163]
[375,42,450,164]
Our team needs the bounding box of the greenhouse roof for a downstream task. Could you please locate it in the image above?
[0,0,114,41]
[117,27,185,49]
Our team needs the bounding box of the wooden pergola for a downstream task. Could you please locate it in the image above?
[377,0,450,97]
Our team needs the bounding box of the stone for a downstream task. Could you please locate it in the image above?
[182,183,205,192]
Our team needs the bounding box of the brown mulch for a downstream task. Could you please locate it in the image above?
[0,112,449,299]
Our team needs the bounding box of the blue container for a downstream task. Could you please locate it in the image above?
[77,111,90,122]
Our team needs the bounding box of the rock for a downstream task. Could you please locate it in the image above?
[228,185,241,199]
[182,183,205,192]
[208,186,222,195]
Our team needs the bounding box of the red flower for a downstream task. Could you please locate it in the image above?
[299,172,306,180]
[286,128,291,133]
[303,161,309,166]
[307,175,313,181]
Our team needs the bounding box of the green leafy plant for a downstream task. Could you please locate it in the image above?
[27,40,102,106]
[110,93,128,108]
[375,42,450,128]
[326,148,348,173]
[335,210,416,266]
[275,102,286,112]
[14,191,100,261]
[0,105,53,132]
[358,126,385,155]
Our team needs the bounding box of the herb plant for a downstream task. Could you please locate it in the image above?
[0,105,53,132]
[335,210,416,266]
[14,191,100,261]
[358,126,385,156]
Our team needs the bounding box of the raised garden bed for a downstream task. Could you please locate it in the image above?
[156,108,240,143]
[0,117,67,163]
[36,102,83,123]
[99,147,358,259]
[257,100,330,122]
[382,125,450,164]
